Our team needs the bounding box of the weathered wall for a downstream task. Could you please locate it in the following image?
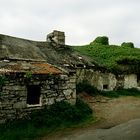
[138,81,140,87]
[0,73,76,123]
[76,69,117,91]
[124,74,137,89]
[76,68,138,91]
[137,74,140,87]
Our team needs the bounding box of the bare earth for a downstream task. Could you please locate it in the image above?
[39,95,140,140]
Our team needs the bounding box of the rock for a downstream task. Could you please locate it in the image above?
[13,101,27,109]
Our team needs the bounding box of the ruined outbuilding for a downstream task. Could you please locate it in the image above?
[76,69,138,91]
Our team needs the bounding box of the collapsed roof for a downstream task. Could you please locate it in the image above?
[0,61,63,74]
[0,32,91,72]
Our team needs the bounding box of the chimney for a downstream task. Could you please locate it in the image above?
[47,30,65,47]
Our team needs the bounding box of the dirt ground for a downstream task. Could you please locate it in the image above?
[39,94,140,140]
[84,94,140,128]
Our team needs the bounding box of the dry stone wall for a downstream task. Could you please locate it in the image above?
[76,68,138,91]
[0,73,76,123]
[76,68,117,91]
[124,74,137,89]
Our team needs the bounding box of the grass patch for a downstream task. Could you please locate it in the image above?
[101,88,140,98]
[0,99,94,140]
[76,81,140,98]
[74,43,140,73]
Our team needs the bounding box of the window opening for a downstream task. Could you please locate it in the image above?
[103,84,108,89]
[27,85,41,105]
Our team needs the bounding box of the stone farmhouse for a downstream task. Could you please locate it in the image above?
[0,30,139,123]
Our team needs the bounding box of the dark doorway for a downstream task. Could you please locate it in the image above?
[27,85,41,105]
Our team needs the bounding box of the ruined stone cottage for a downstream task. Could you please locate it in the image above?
[0,31,77,123]
[0,30,140,123]
[76,69,139,91]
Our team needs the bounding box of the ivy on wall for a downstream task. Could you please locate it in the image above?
[0,75,8,95]
[0,75,7,87]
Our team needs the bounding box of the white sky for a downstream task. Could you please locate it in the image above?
[0,0,140,47]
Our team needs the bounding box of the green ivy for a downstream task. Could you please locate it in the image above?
[24,71,33,79]
[0,75,7,87]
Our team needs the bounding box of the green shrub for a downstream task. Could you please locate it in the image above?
[91,36,109,45]
[121,42,134,48]
[76,80,140,98]
[30,99,92,127]
[100,90,119,98]
[100,88,140,98]
[117,88,140,96]
[76,80,99,95]
[0,99,93,140]
[24,71,33,79]
[0,75,7,87]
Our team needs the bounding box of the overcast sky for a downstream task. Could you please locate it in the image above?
[0,0,140,47]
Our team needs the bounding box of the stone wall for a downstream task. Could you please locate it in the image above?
[137,74,140,87]
[124,74,137,89]
[76,68,138,91]
[76,68,117,91]
[0,73,76,123]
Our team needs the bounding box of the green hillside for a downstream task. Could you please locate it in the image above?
[74,37,140,74]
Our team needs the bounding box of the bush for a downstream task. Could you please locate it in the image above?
[91,36,109,45]
[76,80,140,98]
[0,99,93,140]
[76,80,99,95]
[30,99,92,127]
[121,42,134,48]
[100,90,119,98]
[0,75,8,87]
[100,88,140,98]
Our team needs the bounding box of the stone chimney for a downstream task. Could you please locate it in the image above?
[47,30,65,47]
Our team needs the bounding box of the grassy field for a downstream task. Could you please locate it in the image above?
[74,42,140,73]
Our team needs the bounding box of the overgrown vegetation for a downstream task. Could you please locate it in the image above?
[121,42,134,48]
[0,99,93,140]
[24,71,33,79]
[0,75,7,87]
[90,36,109,45]
[74,38,140,74]
[101,88,140,98]
[0,75,8,94]
[76,80,99,96]
[76,81,140,98]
